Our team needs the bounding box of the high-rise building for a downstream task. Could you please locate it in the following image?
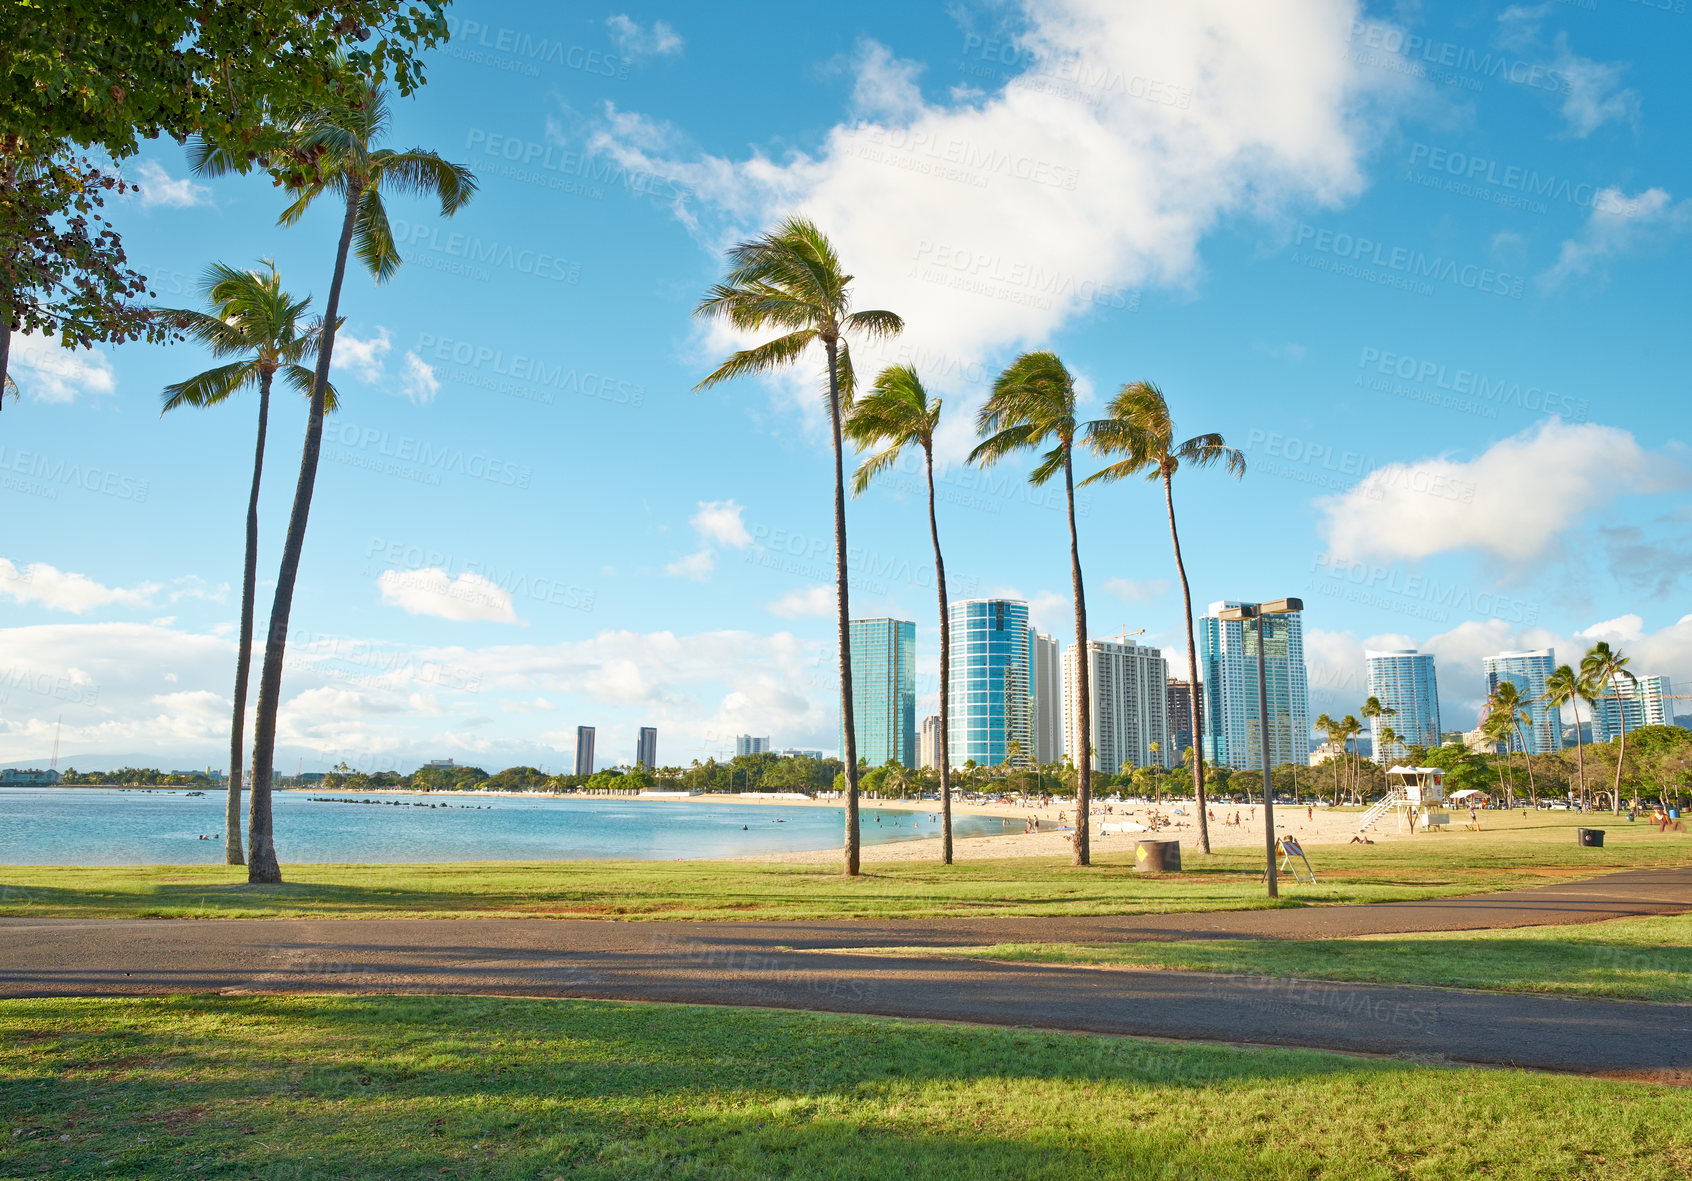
[635,726,657,769]
[948,598,1032,767]
[1199,601,1310,771]
[734,735,771,757]
[844,618,917,767]
[1592,674,1672,742]
[1365,650,1441,762]
[1482,649,1562,754]
[918,714,943,770]
[1029,629,1063,764]
[573,725,596,776]
[1064,637,1171,772]
[1166,679,1195,762]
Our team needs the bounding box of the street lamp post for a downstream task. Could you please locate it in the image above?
[1217,598,1303,899]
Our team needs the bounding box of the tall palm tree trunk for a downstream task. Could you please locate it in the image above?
[246,183,362,884]
[825,338,860,876]
[1163,471,1209,854]
[1610,674,1628,815]
[924,443,953,864]
[224,368,274,865]
[0,319,11,414]
[1063,450,1091,866]
[1515,723,1538,804]
[1571,707,1587,807]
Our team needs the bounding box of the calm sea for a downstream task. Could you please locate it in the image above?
[0,788,1018,865]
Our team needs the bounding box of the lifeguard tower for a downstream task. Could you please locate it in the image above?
[1356,766,1451,835]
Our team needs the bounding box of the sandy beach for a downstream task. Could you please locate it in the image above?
[277,786,1432,863]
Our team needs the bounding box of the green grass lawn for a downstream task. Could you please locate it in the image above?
[1,812,1685,921]
[1,995,1687,1180]
[834,911,1692,1003]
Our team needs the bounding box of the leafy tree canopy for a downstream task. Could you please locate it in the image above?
[1,2,449,160]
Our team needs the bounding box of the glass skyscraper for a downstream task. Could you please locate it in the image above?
[1365,650,1441,762]
[1482,649,1562,754]
[1592,673,1670,742]
[1199,601,1310,771]
[1063,637,1170,772]
[845,618,917,767]
[947,598,1032,767]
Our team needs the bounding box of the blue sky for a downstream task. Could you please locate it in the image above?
[4,0,1690,772]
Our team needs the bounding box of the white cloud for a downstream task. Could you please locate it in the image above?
[334,327,393,383]
[1539,187,1692,291]
[8,332,116,403]
[665,499,751,579]
[1318,420,1690,565]
[847,41,927,122]
[664,549,716,580]
[1554,40,1639,138]
[606,14,683,60]
[400,352,440,405]
[377,568,523,624]
[129,159,213,209]
[767,586,834,618]
[589,0,1399,446]
[168,575,230,604]
[0,558,159,613]
[1496,10,1638,138]
[1105,577,1172,602]
[690,499,752,548]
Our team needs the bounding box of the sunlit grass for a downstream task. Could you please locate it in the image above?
[836,911,1692,1002]
[1,994,1688,1179]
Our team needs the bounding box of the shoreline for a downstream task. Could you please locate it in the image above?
[11,784,1428,865]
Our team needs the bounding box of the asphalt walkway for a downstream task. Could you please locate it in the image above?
[3,865,1689,1079]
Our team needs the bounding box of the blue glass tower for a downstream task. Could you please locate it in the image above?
[947,598,1032,768]
[845,618,917,768]
[1365,650,1441,761]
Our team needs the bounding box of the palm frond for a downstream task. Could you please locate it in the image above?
[352,190,401,282]
[694,330,817,391]
[968,422,1038,467]
[849,443,905,497]
[372,149,478,214]
[842,308,904,340]
[282,364,340,412]
[1028,444,1067,487]
[161,361,258,412]
[1176,433,1247,478]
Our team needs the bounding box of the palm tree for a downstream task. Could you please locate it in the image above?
[1544,664,1591,807]
[1080,380,1243,855]
[154,261,335,867]
[1360,695,1394,774]
[844,364,955,862]
[1489,682,1539,804]
[1582,641,1635,814]
[694,217,902,876]
[972,352,1094,865]
[1379,725,1399,769]
[1339,714,1363,803]
[193,79,476,883]
[1315,712,1343,803]
[1482,711,1514,802]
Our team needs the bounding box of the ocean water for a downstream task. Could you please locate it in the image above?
[0,788,1018,865]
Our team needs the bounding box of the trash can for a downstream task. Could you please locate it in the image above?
[1134,839,1182,873]
[1671,809,1681,819]
[1577,828,1605,847]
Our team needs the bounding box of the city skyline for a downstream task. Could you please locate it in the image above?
[5,3,1690,773]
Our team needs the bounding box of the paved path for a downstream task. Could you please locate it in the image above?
[3,866,1690,1080]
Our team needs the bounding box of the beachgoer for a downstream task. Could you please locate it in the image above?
[1307,806,1313,822]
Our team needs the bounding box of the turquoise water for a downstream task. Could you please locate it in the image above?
[0,788,1017,865]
